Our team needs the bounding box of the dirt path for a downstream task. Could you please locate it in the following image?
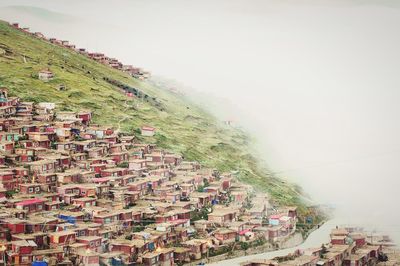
[116,98,132,133]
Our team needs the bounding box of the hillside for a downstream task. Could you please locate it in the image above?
[0,21,313,219]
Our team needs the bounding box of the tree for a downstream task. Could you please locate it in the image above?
[240,242,250,250]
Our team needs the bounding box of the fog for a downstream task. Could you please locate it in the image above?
[1,0,399,243]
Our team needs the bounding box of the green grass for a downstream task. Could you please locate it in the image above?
[0,21,312,217]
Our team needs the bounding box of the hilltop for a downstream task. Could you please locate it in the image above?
[0,21,316,222]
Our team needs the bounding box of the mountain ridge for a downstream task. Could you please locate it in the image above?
[0,20,319,226]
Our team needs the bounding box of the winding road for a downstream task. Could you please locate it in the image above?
[209,219,340,266]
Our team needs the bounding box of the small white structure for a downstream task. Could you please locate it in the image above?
[38,102,56,110]
[141,126,156,137]
[38,69,54,82]
[56,111,77,121]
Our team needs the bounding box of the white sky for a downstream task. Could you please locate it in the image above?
[1,0,400,241]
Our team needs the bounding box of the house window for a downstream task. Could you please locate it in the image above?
[52,176,56,181]
[90,242,95,247]
[37,204,43,210]
[35,187,40,192]
[96,240,100,246]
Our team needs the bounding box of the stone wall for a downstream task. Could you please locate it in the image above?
[277,232,304,249]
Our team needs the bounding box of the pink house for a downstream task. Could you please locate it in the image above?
[15,198,46,213]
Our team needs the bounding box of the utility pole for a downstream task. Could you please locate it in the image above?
[0,245,6,266]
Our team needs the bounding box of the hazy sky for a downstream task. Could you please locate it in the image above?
[1,0,400,241]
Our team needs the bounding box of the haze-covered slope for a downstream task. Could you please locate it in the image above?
[0,21,314,220]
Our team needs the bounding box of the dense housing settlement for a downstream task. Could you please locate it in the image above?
[0,87,299,266]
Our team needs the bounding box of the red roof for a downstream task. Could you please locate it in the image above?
[239,229,251,235]
[92,177,110,183]
[269,214,282,219]
[169,219,189,225]
[39,69,53,74]
[15,198,46,206]
[141,126,155,131]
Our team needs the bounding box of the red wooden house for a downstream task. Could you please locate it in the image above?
[76,236,102,252]
[8,240,37,266]
[93,212,120,225]
[110,239,148,258]
[57,170,82,184]
[350,233,366,248]
[45,201,61,211]
[19,183,42,194]
[14,148,35,162]
[331,235,347,245]
[13,167,29,180]
[26,159,58,175]
[77,184,97,197]
[214,228,237,244]
[56,141,75,151]
[182,239,208,260]
[49,230,76,247]
[109,151,129,164]
[37,173,58,188]
[90,163,107,174]
[0,141,15,153]
[73,197,97,208]
[100,167,128,177]
[3,218,26,234]
[0,171,16,190]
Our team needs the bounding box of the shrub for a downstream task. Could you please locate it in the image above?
[117,162,129,168]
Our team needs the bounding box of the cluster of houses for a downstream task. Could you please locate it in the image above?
[0,87,300,266]
[241,226,394,266]
[9,22,150,80]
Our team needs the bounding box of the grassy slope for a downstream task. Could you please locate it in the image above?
[0,21,310,216]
